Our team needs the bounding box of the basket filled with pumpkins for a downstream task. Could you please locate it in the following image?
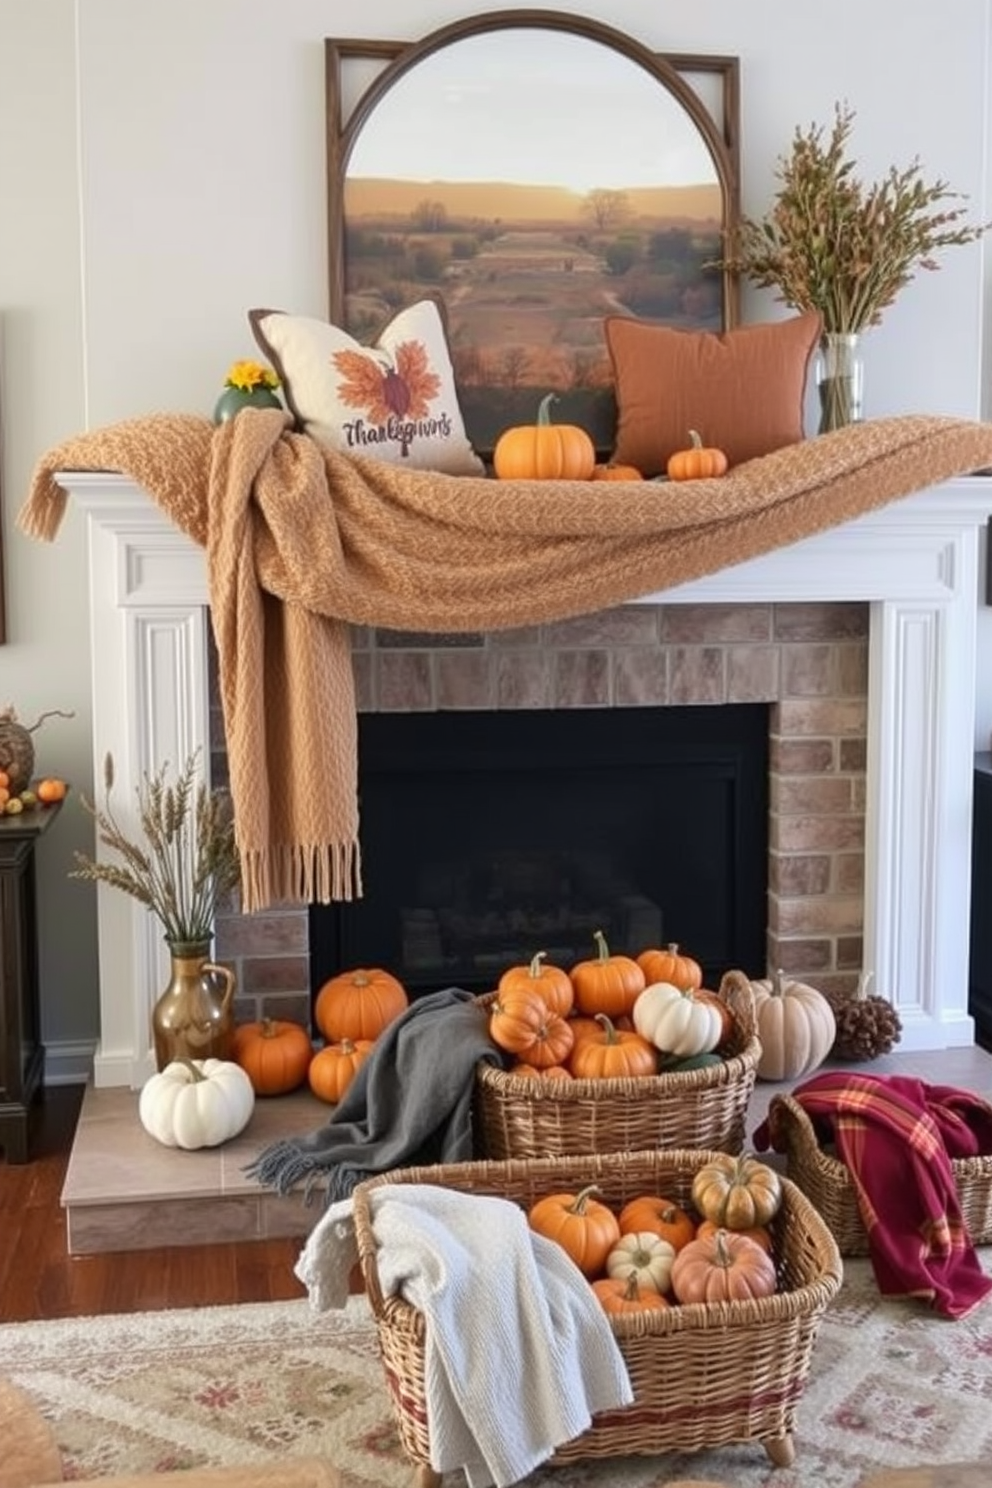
[473,935,763,1160]
[351,1144,842,1474]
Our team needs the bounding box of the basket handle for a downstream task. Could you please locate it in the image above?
[716,968,758,1046]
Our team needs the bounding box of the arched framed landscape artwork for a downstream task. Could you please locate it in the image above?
[326,11,740,455]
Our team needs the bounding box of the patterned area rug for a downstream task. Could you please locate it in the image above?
[1,1260,991,1487]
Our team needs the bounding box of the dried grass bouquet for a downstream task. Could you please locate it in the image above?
[717,103,988,333]
[71,751,241,948]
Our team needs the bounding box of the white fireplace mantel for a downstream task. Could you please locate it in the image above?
[63,469,992,1088]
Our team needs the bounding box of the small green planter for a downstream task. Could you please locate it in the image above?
[212,385,283,424]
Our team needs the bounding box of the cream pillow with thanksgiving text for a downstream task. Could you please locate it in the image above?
[249,299,484,475]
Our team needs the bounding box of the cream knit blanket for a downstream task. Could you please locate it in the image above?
[18,408,992,911]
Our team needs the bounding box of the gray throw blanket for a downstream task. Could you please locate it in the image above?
[245,987,506,1205]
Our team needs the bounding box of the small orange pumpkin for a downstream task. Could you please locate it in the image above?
[592,1272,670,1315]
[489,987,576,1068]
[570,929,645,1019]
[493,393,596,481]
[498,950,574,1018]
[231,1017,313,1096]
[568,1013,657,1080]
[307,1038,374,1104]
[666,429,728,481]
[507,1061,573,1081]
[528,1184,621,1277]
[695,1218,773,1255]
[636,942,703,992]
[313,967,408,1044]
[617,1194,696,1252]
[590,463,644,481]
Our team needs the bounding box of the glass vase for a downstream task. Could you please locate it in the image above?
[152,938,236,1071]
[815,332,864,434]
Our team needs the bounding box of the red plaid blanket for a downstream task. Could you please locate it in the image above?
[755,1070,992,1319]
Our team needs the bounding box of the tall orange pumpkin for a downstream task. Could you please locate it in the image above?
[313,967,408,1043]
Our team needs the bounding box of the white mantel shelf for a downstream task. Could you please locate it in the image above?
[63,469,992,1087]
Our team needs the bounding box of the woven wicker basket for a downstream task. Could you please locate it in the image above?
[473,968,761,1159]
[765,1091,992,1256]
[352,1147,842,1478]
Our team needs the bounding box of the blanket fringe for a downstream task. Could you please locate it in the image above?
[240,839,362,913]
[16,476,67,542]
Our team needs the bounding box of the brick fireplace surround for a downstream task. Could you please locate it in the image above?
[63,470,992,1089]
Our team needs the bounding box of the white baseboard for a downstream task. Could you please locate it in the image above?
[43,1040,96,1086]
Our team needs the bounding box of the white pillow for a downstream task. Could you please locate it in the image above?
[249,298,484,475]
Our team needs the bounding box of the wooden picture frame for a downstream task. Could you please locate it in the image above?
[326,10,740,457]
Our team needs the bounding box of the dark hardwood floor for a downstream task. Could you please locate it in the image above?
[0,1086,307,1324]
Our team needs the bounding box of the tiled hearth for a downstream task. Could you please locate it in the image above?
[62,1044,992,1254]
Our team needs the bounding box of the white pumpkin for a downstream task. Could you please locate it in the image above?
[632,981,723,1057]
[605,1231,676,1295]
[139,1057,255,1149]
[749,969,836,1082]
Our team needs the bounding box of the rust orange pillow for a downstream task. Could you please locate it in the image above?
[604,311,822,476]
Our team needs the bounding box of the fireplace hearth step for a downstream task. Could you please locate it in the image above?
[60,1085,329,1255]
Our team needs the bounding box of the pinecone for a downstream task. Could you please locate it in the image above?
[831,971,902,1061]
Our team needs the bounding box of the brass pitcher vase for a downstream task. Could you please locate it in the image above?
[152,939,236,1071]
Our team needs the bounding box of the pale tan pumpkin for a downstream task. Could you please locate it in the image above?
[749,968,836,1081]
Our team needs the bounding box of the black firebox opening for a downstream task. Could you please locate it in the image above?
[309,704,769,1004]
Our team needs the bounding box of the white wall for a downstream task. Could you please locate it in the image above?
[2,0,991,1061]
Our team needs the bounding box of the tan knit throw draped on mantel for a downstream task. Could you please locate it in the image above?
[18,408,992,912]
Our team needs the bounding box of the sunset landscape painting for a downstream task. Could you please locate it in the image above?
[337,25,728,448]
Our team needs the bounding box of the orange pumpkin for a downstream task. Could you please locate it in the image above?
[695,1218,773,1255]
[590,463,644,481]
[636,942,703,992]
[570,929,645,1019]
[231,1017,313,1096]
[313,967,408,1044]
[666,429,728,481]
[498,950,574,1018]
[489,987,576,1068]
[507,1061,573,1081]
[568,1013,657,1080]
[592,1272,670,1315]
[307,1038,374,1104]
[617,1194,696,1253]
[528,1184,621,1277]
[493,393,596,481]
[670,1228,777,1305]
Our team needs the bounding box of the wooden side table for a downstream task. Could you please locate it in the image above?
[0,801,61,1162]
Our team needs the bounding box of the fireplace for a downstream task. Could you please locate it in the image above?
[309,704,769,999]
[64,469,992,1087]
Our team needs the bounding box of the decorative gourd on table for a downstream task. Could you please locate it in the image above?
[138,1057,255,1150]
[493,392,596,481]
[632,981,724,1058]
[527,1184,621,1277]
[666,429,729,481]
[567,1013,657,1079]
[592,1272,670,1315]
[569,929,645,1018]
[748,968,836,1081]
[498,950,574,1018]
[313,967,408,1043]
[489,986,576,1068]
[605,1231,677,1294]
[307,1037,374,1104]
[231,1017,313,1095]
[670,1228,778,1304]
[691,1153,783,1230]
[830,970,903,1060]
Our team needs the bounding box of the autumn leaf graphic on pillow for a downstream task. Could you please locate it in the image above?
[332,339,442,426]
